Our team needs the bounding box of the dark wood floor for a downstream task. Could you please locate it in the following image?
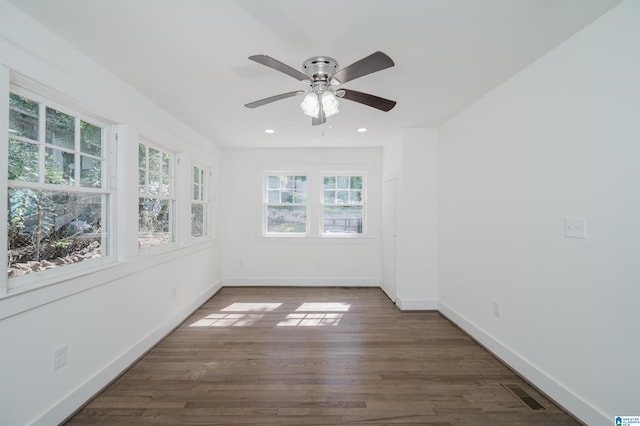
[66,287,580,425]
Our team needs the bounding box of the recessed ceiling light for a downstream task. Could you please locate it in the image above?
[357,128,367,133]
[264,129,275,134]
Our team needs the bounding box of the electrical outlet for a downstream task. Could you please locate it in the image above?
[564,217,586,239]
[53,344,67,370]
[493,301,502,318]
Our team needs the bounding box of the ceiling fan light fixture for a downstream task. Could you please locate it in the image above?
[321,91,340,117]
[300,92,320,117]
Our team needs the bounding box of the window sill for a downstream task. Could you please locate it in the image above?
[256,235,376,244]
[0,239,217,320]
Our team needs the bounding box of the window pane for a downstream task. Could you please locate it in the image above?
[193,166,200,184]
[138,170,146,192]
[280,191,293,203]
[8,138,39,182]
[268,190,279,203]
[268,176,279,189]
[80,121,102,156]
[138,143,146,168]
[324,176,336,189]
[337,176,349,189]
[148,148,160,172]
[9,93,39,140]
[350,176,363,189]
[46,107,75,149]
[351,190,363,203]
[8,188,107,278]
[282,176,294,189]
[267,206,306,233]
[45,148,75,185]
[294,175,306,190]
[193,186,200,200]
[323,206,363,234]
[323,190,335,204]
[80,156,101,188]
[148,172,160,195]
[138,198,172,248]
[336,190,349,204]
[161,174,170,196]
[162,153,170,175]
[191,203,206,238]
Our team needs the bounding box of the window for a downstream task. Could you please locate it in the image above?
[322,175,364,235]
[138,140,174,248]
[265,175,307,234]
[7,90,111,280]
[191,164,210,238]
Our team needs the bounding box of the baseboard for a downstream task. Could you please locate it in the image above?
[33,280,223,426]
[221,277,381,287]
[395,296,438,310]
[437,300,608,426]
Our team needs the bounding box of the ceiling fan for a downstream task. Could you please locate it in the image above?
[244,51,397,126]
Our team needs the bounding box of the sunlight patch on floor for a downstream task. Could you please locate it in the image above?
[189,301,350,327]
[189,313,264,327]
[221,303,282,312]
[295,303,351,312]
[277,313,343,327]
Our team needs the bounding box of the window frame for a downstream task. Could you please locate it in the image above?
[263,173,309,237]
[190,162,212,240]
[137,138,176,250]
[5,85,115,293]
[320,172,367,237]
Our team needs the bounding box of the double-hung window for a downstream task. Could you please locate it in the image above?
[322,175,365,235]
[7,90,111,281]
[191,164,211,238]
[138,140,175,248]
[265,175,307,235]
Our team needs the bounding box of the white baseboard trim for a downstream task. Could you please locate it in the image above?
[221,277,381,287]
[437,300,608,426]
[33,280,223,426]
[395,297,438,310]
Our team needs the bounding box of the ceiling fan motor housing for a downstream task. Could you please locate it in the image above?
[302,56,338,82]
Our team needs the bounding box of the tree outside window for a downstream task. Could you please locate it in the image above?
[7,91,109,279]
[138,141,174,248]
[265,175,307,234]
[322,175,364,235]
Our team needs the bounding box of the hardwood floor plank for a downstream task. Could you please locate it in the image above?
[65,287,580,425]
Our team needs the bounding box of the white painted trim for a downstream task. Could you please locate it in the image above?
[437,300,608,426]
[221,277,380,287]
[32,280,223,426]
[395,297,438,310]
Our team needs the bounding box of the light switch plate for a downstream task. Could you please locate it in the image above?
[564,217,586,239]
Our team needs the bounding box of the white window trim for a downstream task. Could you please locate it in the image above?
[190,162,213,240]
[320,172,367,238]
[262,172,309,237]
[259,169,371,239]
[137,138,177,251]
[4,84,116,295]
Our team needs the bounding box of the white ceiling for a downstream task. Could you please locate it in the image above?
[9,0,621,148]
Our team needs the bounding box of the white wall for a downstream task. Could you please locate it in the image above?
[397,129,438,309]
[0,2,222,425]
[382,130,438,309]
[220,148,382,286]
[438,1,640,424]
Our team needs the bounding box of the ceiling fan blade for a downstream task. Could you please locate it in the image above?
[244,91,304,108]
[331,51,394,85]
[249,55,309,81]
[339,89,396,112]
